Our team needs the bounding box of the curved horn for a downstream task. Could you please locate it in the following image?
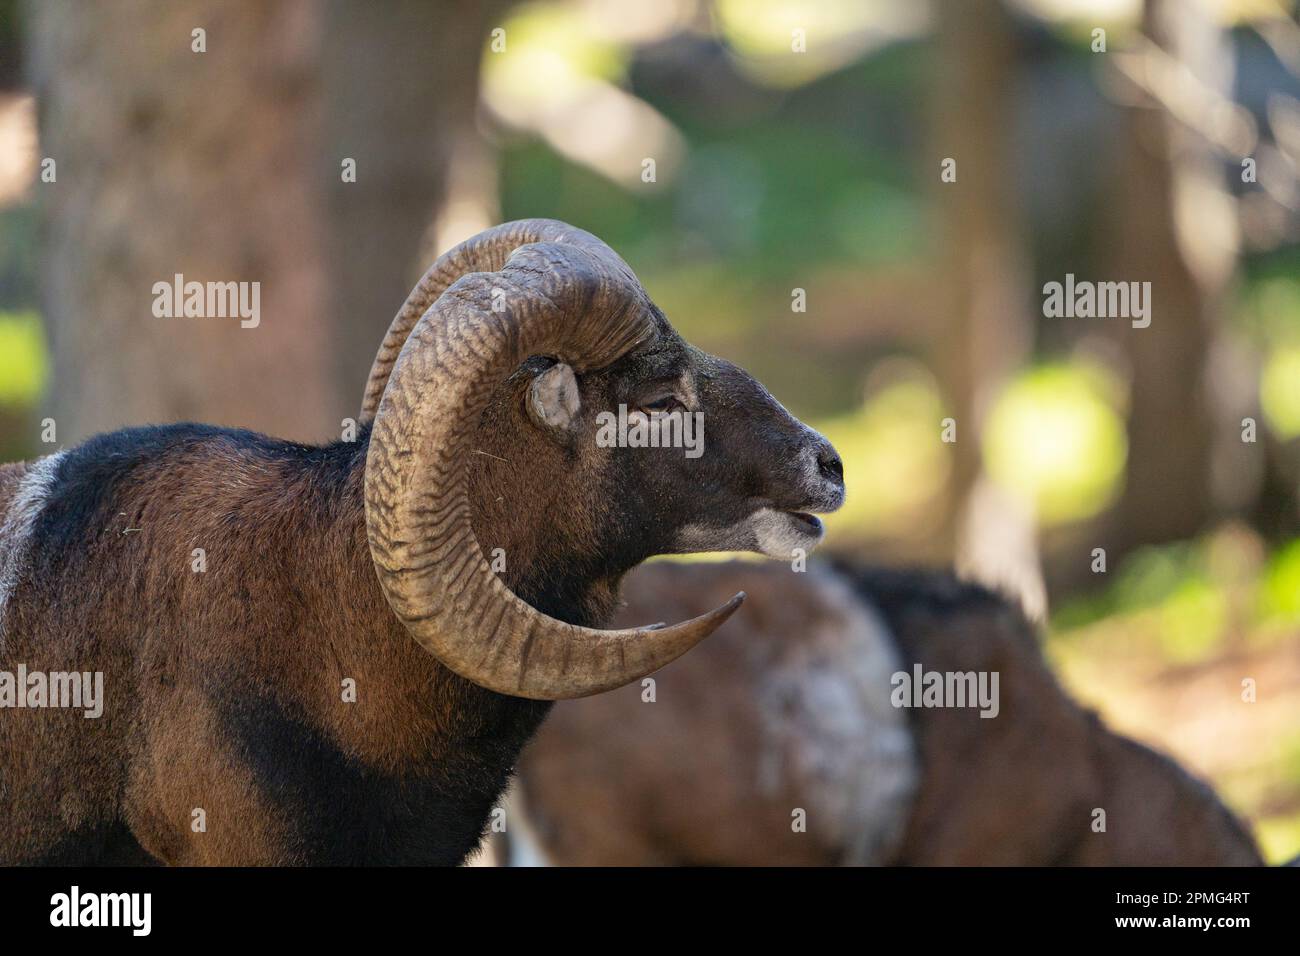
[364,220,745,700]
[361,220,602,423]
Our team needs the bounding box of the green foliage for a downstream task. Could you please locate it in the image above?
[1261,346,1300,440]
[1249,730,1300,865]
[1053,534,1300,660]
[496,20,926,286]
[983,362,1127,526]
[485,1,626,88]
[1238,246,1300,342]
[0,206,40,309]
[814,371,948,539]
[499,131,920,283]
[1234,257,1300,440]
[1260,539,1300,624]
[1257,812,1300,865]
[0,311,46,406]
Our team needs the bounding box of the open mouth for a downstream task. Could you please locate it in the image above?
[750,506,832,558]
[785,511,824,535]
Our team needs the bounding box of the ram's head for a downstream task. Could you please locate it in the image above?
[360,220,844,701]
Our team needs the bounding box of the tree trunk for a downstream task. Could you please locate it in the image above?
[25,0,339,443]
[1103,0,1238,555]
[318,0,504,417]
[931,0,1044,617]
[24,0,503,445]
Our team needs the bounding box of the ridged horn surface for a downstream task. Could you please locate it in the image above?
[363,220,744,699]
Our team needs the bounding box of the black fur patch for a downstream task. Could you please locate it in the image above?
[213,682,543,865]
[29,423,365,571]
[831,560,1012,624]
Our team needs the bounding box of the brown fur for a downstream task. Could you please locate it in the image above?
[517,562,854,865]
[0,313,843,864]
[0,462,29,513]
[1,431,535,864]
[514,560,1264,866]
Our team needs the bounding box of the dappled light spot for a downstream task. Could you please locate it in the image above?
[983,362,1127,527]
[0,312,47,406]
[814,362,949,541]
[1261,346,1300,440]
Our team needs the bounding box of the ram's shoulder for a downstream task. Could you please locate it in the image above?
[0,460,32,515]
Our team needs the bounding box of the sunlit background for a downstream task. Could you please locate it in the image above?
[1,0,1298,859]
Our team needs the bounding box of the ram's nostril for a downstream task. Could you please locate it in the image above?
[818,448,844,485]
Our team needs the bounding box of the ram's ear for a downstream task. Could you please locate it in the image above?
[526,362,581,436]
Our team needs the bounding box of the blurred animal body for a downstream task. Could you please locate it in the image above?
[513,559,1263,866]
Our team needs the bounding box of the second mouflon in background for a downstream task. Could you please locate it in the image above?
[512,559,1262,867]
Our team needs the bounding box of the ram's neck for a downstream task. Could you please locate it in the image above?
[335,427,624,631]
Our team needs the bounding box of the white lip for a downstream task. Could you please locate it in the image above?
[754,507,826,558]
[784,511,824,536]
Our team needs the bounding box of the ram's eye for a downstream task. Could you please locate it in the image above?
[637,396,683,415]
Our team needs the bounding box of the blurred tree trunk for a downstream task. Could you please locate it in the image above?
[25,0,339,443]
[1101,0,1238,556]
[319,0,504,414]
[931,0,1045,618]
[24,0,503,445]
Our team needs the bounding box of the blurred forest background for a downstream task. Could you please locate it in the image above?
[0,0,1297,860]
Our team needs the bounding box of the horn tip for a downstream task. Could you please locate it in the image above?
[715,591,745,620]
